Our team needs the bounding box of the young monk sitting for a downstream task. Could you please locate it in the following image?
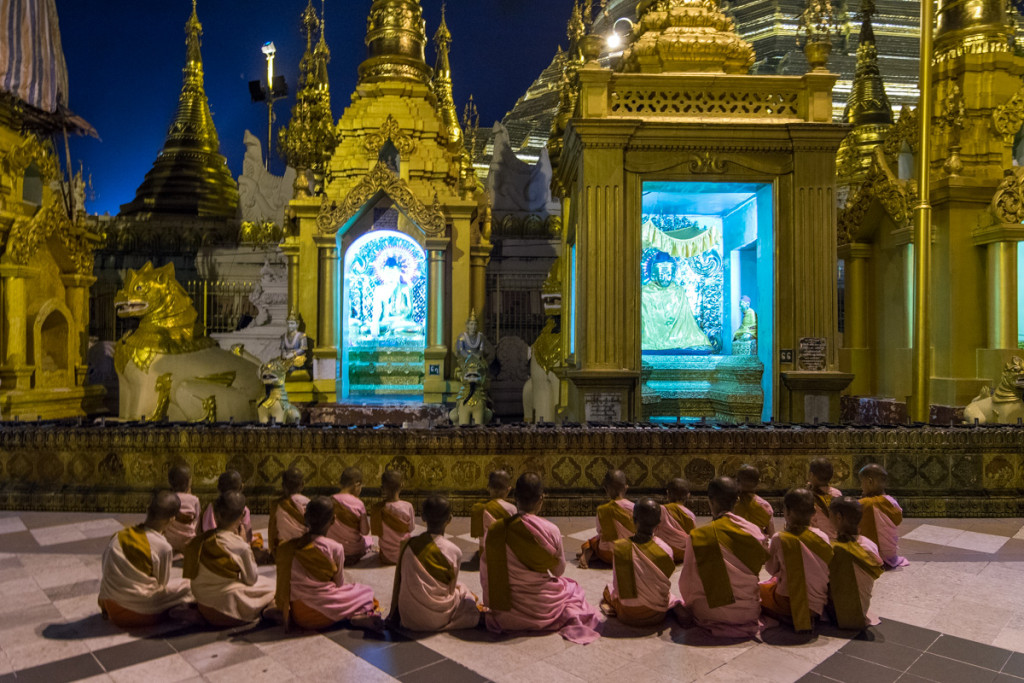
[654,478,697,563]
[185,491,276,626]
[98,490,193,628]
[858,464,909,568]
[759,488,833,633]
[734,465,775,537]
[470,470,516,555]
[275,496,382,631]
[370,469,415,565]
[199,470,265,556]
[482,472,603,644]
[827,496,884,631]
[269,467,309,555]
[807,458,843,540]
[164,464,200,554]
[389,495,482,632]
[328,467,371,565]
[677,476,769,638]
[602,497,681,628]
[578,469,635,568]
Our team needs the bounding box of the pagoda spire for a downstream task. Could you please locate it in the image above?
[358,0,431,85]
[843,0,893,127]
[432,3,462,149]
[836,0,893,187]
[120,0,238,217]
[279,0,336,178]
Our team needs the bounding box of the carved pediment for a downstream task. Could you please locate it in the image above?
[362,115,416,157]
[316,161,445,237]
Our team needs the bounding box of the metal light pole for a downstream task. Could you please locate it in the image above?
[910,0,935,423]
[261,42,277,170]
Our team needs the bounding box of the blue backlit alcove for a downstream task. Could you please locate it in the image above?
[339,216,428,401]
[641,181,774,422]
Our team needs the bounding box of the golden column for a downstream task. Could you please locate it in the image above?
[0,266,31,389]
[313,235,338,365]
[986,242,1017,349]
[61,273,96,387]
[469,246,489,320]
[909,0,935,422]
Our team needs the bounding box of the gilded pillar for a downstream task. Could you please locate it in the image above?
[469,245,490,319]
[280,240,301,318]
[843,244,872,349]
[0,265,34,390]
[314,235,338,354]
[426,238,447,349]
[986,241,1017,349]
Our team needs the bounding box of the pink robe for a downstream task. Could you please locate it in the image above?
[810,487,842,541]
[397,534,480,631]
[327,493,370,560]
[654,504,696,561]
[376,500,415,564]
[477,499,517,553]
[762,528,831,618]
[482,514,603,644]
[593,498,635,558]
[605,536,681,615]
[289,536,376,622]
[164,492,201,552]
[200,503,252,538]
[678,513,766,638]
[272,493,310,548]
[850,535,882,626]
[868,495,909,568]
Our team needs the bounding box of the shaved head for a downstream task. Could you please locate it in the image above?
[488,470,512,492]
[422,495,451,530]
[168,464,191,493]
[213,490,246,528]
[340,467,363,488]
[708,476,739,513]
[217,469,243,493]
[148,490,181,522]
[633,497,662,533]
[783,488,815,526]
[603,469,628,497]
[282,467,304,494]
[515,472,544,511]
[305,496,334,535]
[666,478,690,503]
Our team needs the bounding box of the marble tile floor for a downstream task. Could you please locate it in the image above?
[0,510,1023,682]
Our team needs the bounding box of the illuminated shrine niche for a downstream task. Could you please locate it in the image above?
[342,230,427,399]
[640,181,773,422]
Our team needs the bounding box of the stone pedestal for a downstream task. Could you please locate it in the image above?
[781,371,854,423]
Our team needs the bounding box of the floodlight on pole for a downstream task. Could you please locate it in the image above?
[251,41,287,171]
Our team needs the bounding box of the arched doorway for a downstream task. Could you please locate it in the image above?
[340,229,428,400]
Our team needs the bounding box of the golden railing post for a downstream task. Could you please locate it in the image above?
[910,0,935,422]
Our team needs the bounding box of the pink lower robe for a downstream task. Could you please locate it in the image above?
[605,536,681,623]
[272,493,310,550]
[678,513,767,638]
[762,527,832,619]
[99,527,192,615]
[397,534,480,631]
[849,535,882,626]
[289,536,376,622]
[482,514,603,644]
[654,504,696,562]
[476,499,517,553]
[327,493,370,561]
[164,493,201,553]
[188,530,275,622]
[810,487,843,541]
[200,503,252,538]
[376,500,415,564]
[866,495,909,568]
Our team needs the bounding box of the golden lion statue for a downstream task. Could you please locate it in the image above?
[257,356,302,425]
[964,356,1024,425]
[113,262,262,422]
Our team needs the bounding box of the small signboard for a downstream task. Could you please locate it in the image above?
[585,392,622,422]
[428,364,440,376]
[780,348,794,364]
[798,337,827,371]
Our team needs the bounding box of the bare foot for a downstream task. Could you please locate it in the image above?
[578,549,591,569]
[351,613,385,632]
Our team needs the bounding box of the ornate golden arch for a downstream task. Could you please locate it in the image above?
[315,161,445,237]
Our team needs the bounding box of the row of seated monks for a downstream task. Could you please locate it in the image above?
[98,458,908,644]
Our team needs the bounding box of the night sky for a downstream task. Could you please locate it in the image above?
[58,1,571,216]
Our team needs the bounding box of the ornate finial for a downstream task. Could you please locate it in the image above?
[359,0,431,85]
[798,0,838,70]
[461,95,479,164]
[433,2,462,150]
[843,0,892,126]
[621,0,755,74]
[467,308,479,325]
[279,0,336,183]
